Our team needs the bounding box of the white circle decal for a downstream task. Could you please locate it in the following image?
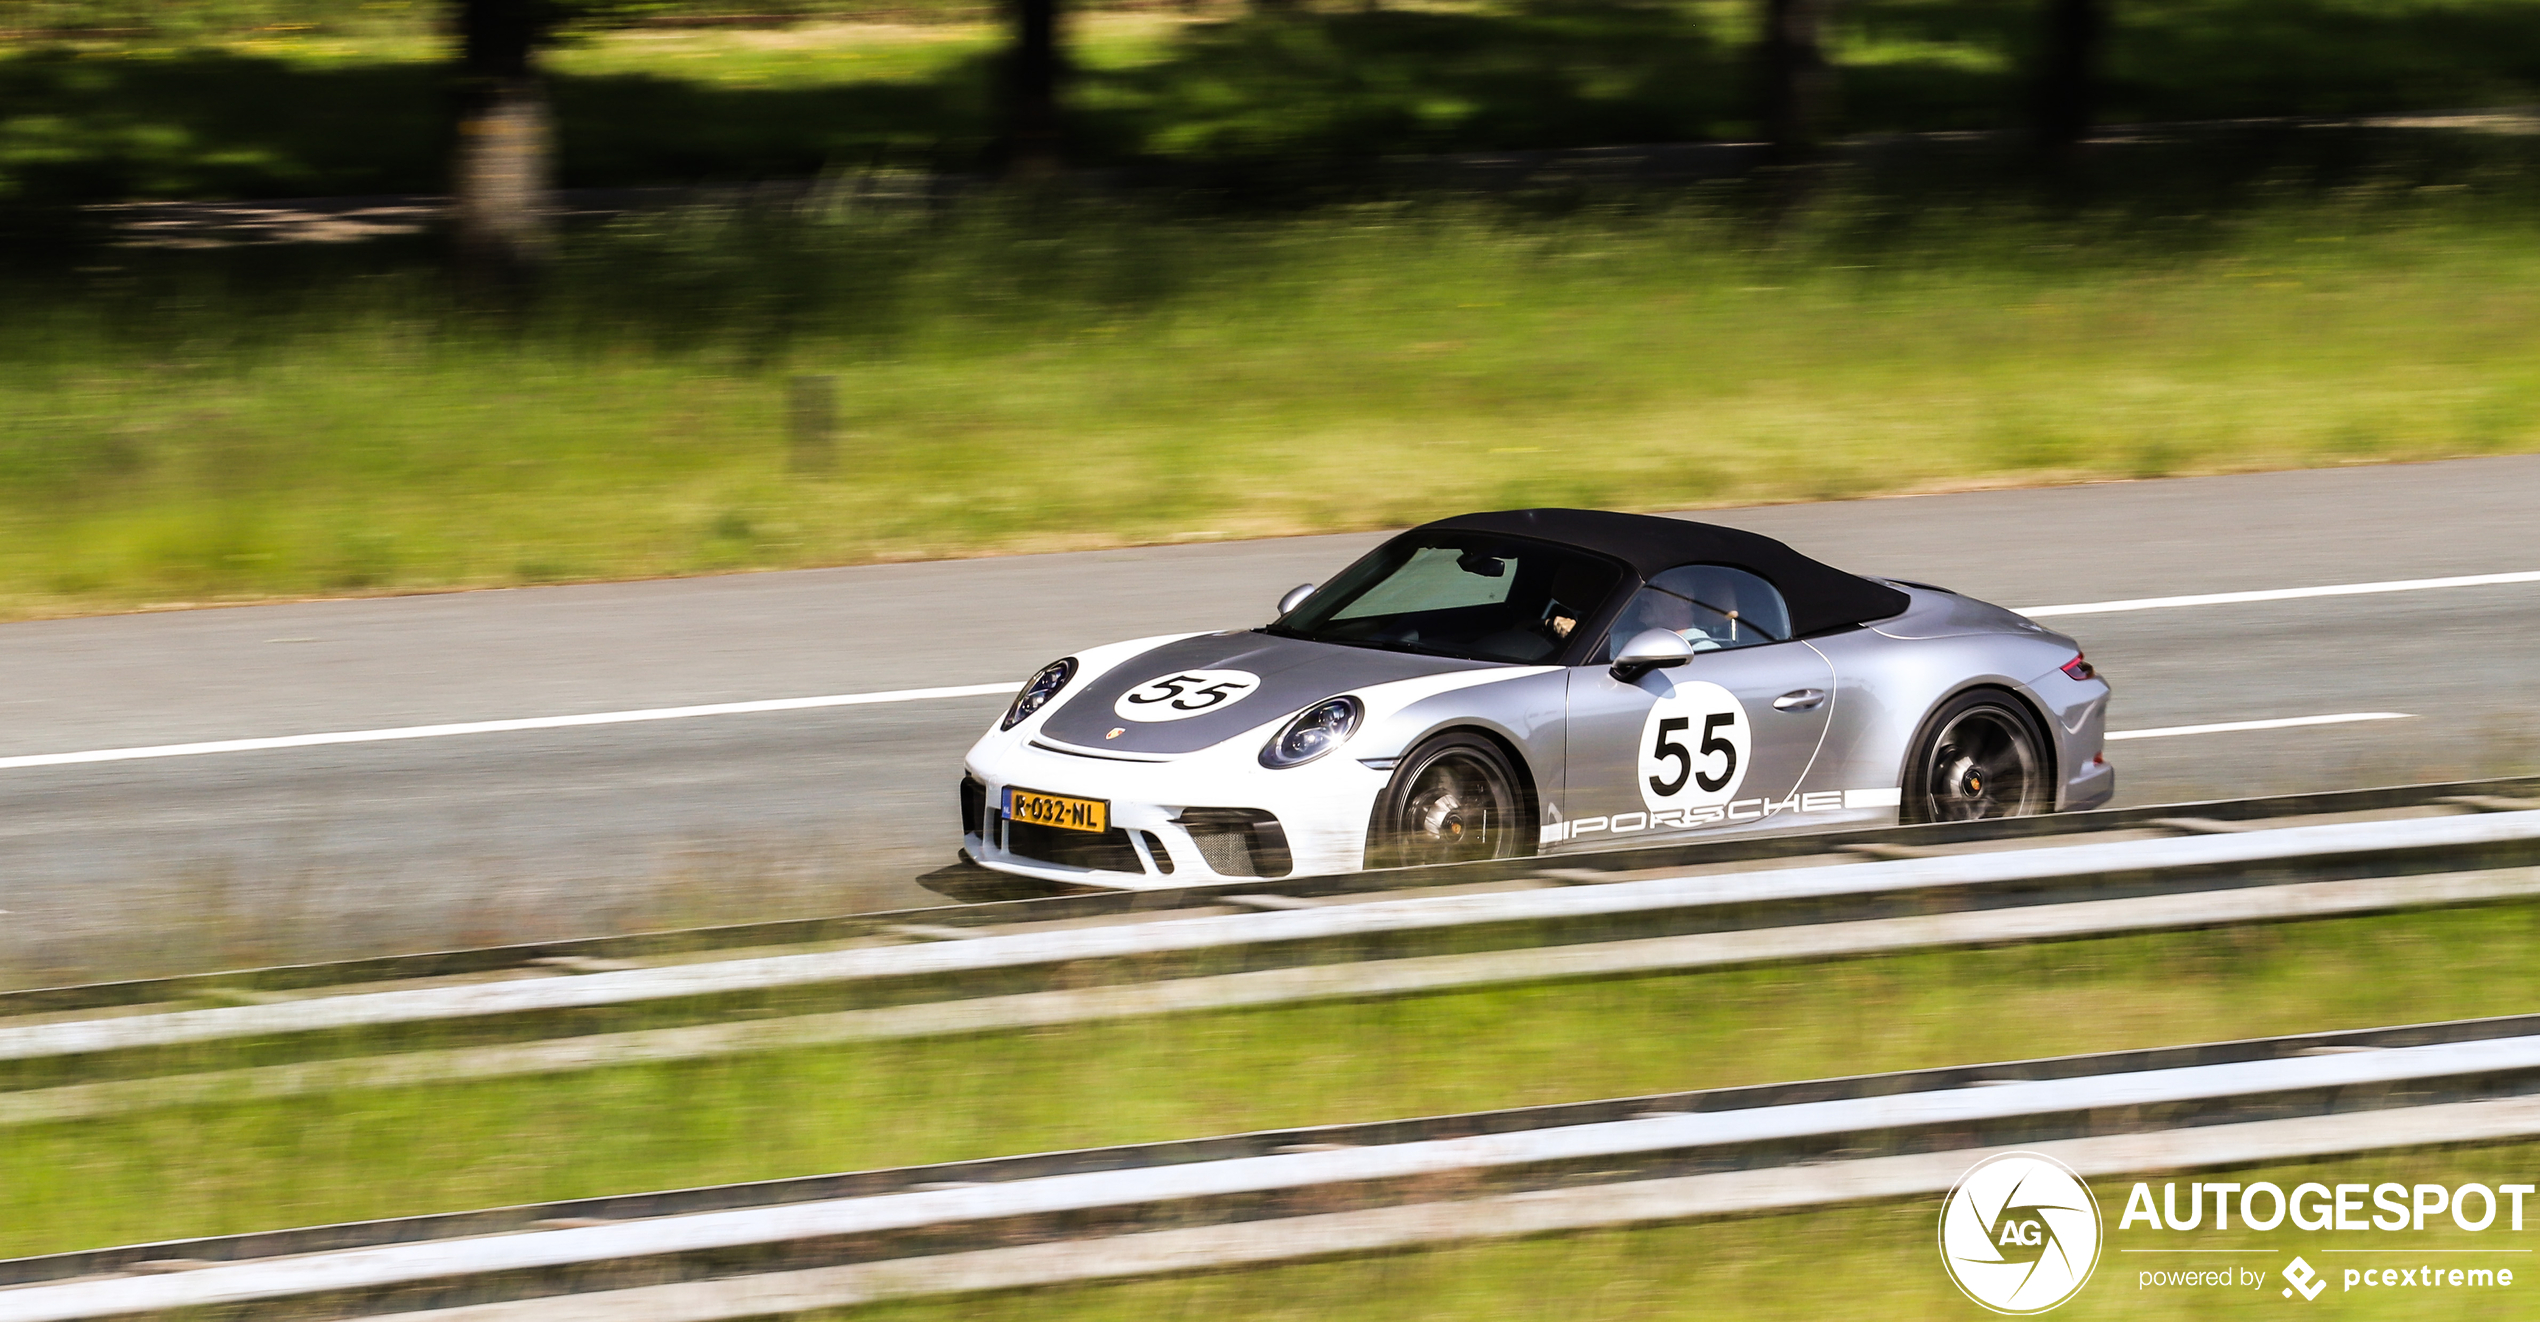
[1939,1152,2101,1314]
[1636,679,1751,814]
[1113,670,1263,723]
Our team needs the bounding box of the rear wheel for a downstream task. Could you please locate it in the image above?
[1368,733,1529,869]
[1902,691,2051,823]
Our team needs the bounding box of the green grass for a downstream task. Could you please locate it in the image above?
[3,185,2539,617]
[6,901,2539,1259]
[837,1140,2540,1320]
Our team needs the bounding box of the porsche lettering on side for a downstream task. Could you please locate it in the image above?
[958,508,2113,890]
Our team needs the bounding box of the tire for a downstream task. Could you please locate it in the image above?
[1901,690,2053,824]
[1367,733,1531,870]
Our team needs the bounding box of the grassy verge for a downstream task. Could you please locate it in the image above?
[838,1140,2540,1320]
[6,901,2538,1259]
[5,185,2540,618]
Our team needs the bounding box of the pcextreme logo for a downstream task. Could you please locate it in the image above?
[1941,1152,2104,1314]
[2283,1256,2328,1301]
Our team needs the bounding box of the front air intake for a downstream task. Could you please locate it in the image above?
[959,776,987,837]
[1004,820,1143,873]
[1177,808,1292,878]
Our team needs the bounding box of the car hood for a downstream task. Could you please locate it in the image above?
[1038,631,1500,756]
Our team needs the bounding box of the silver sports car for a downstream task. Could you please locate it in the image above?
[960,508,2113,888]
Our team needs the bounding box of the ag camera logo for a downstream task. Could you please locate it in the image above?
[1940,1152,2102,1314]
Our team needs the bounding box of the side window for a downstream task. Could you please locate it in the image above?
[1602,565,1792,658]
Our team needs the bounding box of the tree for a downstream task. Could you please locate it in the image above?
[1004,0,1065,175]
[1759,0,1836,162]
[2033,0,2103,159]
[453,0,558,281]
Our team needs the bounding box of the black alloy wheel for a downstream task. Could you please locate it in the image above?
[1370,733,1529,869]
[1904,692,2051,823]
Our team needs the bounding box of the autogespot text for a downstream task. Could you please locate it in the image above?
[2119,1178,2532,1299]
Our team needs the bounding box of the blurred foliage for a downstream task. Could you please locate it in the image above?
[0,0,433,38]
[3,0,2539,203]
[0,0,998,37]
[1076,2,1734,163]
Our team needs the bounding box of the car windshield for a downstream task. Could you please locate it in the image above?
[1267,534,1625,664]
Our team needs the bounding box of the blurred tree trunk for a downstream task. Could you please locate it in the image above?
[2033,0,2102,159]
[1004,0,1063,176]
[453,0,555,281]
[1760,0,1836,162]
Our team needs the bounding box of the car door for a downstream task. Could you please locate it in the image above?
[1547,566,1838,849]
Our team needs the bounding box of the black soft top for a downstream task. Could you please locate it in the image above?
[1420,507,1910,638]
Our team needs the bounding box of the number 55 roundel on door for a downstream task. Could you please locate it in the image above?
[1636,680,1753,813]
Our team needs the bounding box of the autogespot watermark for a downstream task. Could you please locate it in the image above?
[1941,1152,2104,1313]
[1938,1154,2538,1310]
[2118,1177,2530,1304]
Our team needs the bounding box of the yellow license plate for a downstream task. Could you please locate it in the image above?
[1004,787,1109,834]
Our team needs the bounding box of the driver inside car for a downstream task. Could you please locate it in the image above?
[1608,588,1720,653]
[1604,573,1775,656]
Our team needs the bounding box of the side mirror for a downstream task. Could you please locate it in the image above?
[1609,628,1694,682]
[1276,583,1316,617]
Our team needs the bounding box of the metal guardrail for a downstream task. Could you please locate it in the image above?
[15,1011,2540,1320]
[9,781,2539,1317]
[6,860,2534,1128]
[6,809,2536,1067]
[10,773,2533,1020]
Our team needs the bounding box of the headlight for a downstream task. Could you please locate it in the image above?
[1000,657,1077,731]
[1259,696,1362,769]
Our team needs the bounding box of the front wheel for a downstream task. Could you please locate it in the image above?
[1902,691,2052,824]
[1367,733,1530,869]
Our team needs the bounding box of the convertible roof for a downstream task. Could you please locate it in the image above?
[1419,508,1911,637]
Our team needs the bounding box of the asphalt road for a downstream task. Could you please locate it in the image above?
[3,455,2535,983]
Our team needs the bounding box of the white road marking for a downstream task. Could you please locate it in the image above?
[2016,570,2540,618]
[2105,713,2412,742]
[0,568,2521,773]
[0,684,1019,772]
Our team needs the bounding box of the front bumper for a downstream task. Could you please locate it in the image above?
[962,736,1393,890]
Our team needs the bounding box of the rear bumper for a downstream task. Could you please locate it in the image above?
[2062,754,2116,812]
[2035,667,2113,814]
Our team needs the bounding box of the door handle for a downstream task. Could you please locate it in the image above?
[1773,688,1827,712]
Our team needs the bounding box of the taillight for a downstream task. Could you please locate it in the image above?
[2060,653,2096,681]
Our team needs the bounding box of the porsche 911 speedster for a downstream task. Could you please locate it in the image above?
[959,508,2113,888]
